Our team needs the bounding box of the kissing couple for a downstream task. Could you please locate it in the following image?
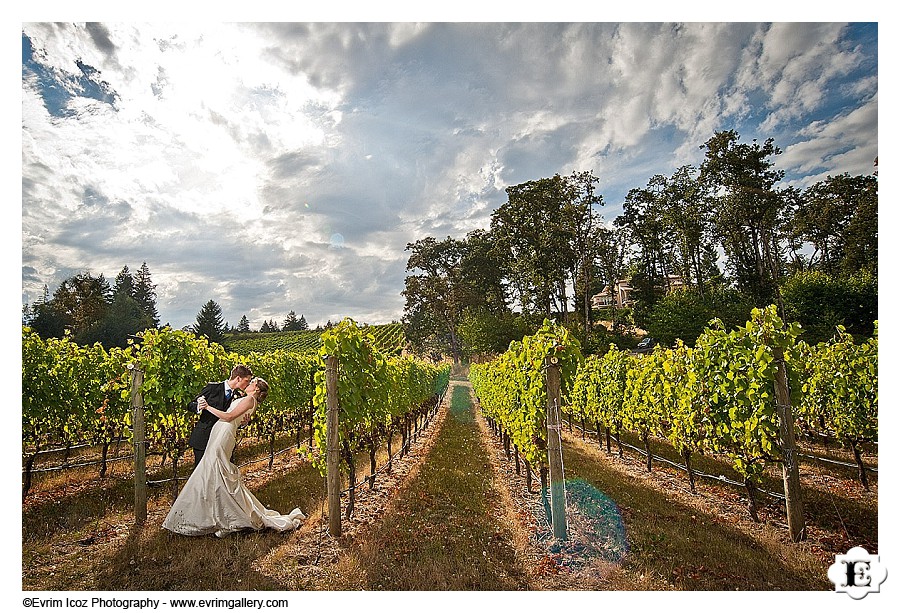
[162,364,306,537]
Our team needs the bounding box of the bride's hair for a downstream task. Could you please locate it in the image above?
[253,377,269,403]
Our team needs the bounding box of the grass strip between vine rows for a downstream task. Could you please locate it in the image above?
[320,383,532,590]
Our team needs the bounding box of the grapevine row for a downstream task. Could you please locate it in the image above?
[469,319,582,487]
[22,320,447,500]
[471,306,877,519]
[310,319,449,516]
[571,306,876,501]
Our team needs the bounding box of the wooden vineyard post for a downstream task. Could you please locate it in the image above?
[308,371,315,447]
[325,355,342,537]
[546,357,568,541]
[774,346,805,542]
[130,364,147,525]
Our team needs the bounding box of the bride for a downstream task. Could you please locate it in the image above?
[162,377,306,537]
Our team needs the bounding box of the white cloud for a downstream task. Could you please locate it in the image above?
[782,93,877,179]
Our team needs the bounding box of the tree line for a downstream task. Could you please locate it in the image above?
[22,262,315,349]
[403,129,877,362]
[194,301,313,345]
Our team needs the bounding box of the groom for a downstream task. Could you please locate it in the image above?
[187,364,254,466]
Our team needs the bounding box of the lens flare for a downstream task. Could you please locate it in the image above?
[541,478,629,563]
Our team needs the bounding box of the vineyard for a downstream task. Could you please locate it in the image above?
[21,306,877,592]
[471,305,877,531]
[22,319,445,504]
[223,323,405,356]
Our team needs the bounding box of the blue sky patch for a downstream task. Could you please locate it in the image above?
[23,33,118,118]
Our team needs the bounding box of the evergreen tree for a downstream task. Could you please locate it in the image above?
[133,262,160,327]
[113,266,134,299]
[260,320,272,333]
[193,300,226,345]
[85,291,155,349]
[238,315,251,333]
[282,310,302,331]
[26,284,67,339]
[298,314,308,330]
[22,285,47,325]
[268,319,280,332]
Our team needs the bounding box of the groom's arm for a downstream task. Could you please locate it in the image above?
[186,383,220,413]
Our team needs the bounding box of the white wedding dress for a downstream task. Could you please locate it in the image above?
[162,396,306,536]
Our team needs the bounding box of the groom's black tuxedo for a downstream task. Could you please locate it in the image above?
[187,381,236,465]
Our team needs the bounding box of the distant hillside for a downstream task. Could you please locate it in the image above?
[223,322,405,356]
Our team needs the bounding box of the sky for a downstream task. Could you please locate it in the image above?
[20,19,878,332]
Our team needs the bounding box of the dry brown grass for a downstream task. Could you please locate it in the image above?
[23,444,321,591]
[553,431,875,590]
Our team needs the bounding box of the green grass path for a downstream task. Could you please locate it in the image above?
[332,382,531,589]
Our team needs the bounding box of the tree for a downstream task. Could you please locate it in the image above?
[559,170,605,332]
[282,310,303,331]
[26,264,164,345]
[193,300,226,345]
[403,302,451,362]
[780,270,877,344]
[402,236,470,363]
[133,262,160,327]
[298,314,309,330]
[459,229,509,315]
[643,286,754,346]
[457,309,529,359]
[592,225,629,327]
[25,285,67,339]
[237,315,251,333]
[260,320,272,333]
[51,272,112,342]
[791,173,878,275]
[85,290,155,348]
[615,175,675,310]
[113,266,134,299]
[77,264,157,347]
[840,175,878,275]
[699,130,789,306]
[491,174,575,318]
[661,165,717,293]
[615,166,720,308]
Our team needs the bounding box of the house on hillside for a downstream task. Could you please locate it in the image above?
[592,279,634,308]
[591,274,684,308]
[663,273,685,293]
